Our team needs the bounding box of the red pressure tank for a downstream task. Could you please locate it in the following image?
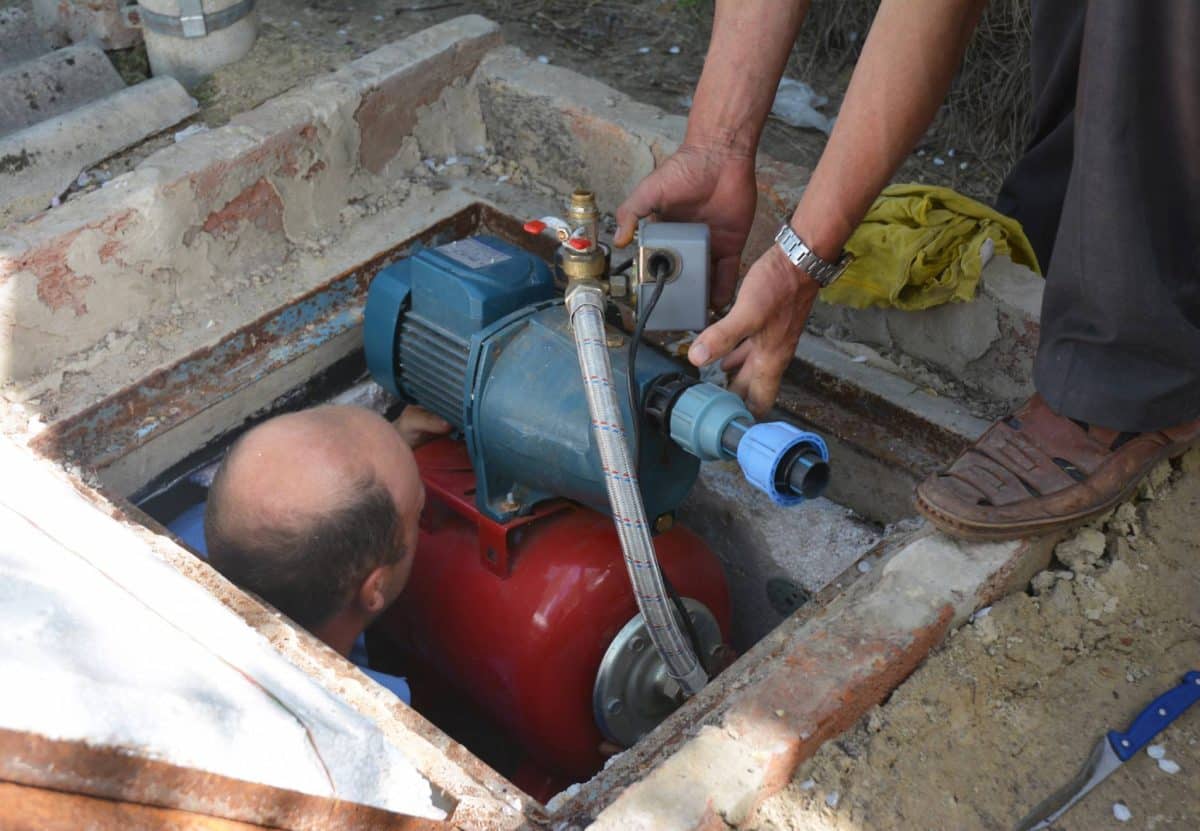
[373,438,732,784]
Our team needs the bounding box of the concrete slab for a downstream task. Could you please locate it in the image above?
[0,77,197,225]
[0,43,124,137]
[0,7,52,70]
[0,436,446,821]
[0,14,500,388]
[811,255,1043,408]
[31,0,140,50]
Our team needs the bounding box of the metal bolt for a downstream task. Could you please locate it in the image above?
[1158,708,1168,716]
[606,699,624,715]
[631,637,647,653]
[654,514,675,534]
[1122,739,1131,747]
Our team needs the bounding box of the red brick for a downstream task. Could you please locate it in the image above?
[202,179,285,238]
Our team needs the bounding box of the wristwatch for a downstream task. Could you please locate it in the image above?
[774,224,853,288]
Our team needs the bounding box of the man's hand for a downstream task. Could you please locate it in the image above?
[688,245,819,417]
[393,405,452,449]
[614,145,757,309]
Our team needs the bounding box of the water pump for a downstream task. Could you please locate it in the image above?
[364,194,829,526]
[362,191,831,791]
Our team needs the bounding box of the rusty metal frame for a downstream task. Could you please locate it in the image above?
[0,729,449,830]
[30,204,550,476]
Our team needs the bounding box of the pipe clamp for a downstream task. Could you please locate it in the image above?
[136,0,256,38]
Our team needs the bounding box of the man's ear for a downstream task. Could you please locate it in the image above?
[357,566,390,615]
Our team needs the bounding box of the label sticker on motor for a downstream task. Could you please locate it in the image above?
[437,238,512,269]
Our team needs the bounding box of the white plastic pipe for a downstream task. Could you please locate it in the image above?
[566,282,707,696]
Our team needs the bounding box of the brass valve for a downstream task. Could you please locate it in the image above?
[524,189,611,288]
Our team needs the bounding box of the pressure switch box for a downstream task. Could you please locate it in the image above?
[637,221,710,332]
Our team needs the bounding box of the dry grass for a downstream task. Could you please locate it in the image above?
[795,0,1033,193]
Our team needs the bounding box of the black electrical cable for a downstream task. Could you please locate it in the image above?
[626,259,668,477]
[625,256,709,680]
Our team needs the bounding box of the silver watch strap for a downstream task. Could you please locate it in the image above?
[774,224,852,288]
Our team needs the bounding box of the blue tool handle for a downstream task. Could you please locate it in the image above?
[1107,671,1200,761]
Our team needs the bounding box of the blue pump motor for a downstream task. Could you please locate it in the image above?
[364,235,699,523]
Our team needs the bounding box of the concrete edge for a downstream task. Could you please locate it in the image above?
[794,332,992,443]
[556,529,1060,829]
[0,14,502,384]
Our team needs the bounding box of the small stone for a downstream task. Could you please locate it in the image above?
[536,55,550,64]
[959,161,968,170]
[1147,744,1166,759]
[856,560,871,573]
[1113,802,1132,822]
[1110,502,1139,537]
[1158,758,1181,774]
[1031,571,1057,595]
[1055,528,1107,572]
[825,790,840,809]
[1181,447,1200,475]
[866,708,885,734]
[373,14,383,21]
[637,46,651,54]
[948,148,956,157]
[1138,460,1172,500]
[668,45,681,54]
[933,156,945,166]
[799,778,816,790]
[775,709,786,718]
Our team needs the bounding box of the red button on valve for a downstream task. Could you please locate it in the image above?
[523,220,547,235]
[567,238,590,251]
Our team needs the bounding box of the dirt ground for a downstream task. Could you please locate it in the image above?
[753,453,1200,831]
[69,0,996,204]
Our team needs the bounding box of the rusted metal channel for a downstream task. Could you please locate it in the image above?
[0,729,450,831]
[30,204,552,476]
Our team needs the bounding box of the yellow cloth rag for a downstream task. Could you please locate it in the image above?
[819,183,1041,311]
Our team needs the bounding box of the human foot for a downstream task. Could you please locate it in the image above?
[916,395,1200,541]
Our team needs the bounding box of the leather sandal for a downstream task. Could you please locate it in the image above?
[915,395,1200,541]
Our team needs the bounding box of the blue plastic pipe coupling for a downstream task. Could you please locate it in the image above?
[647,376,831,506]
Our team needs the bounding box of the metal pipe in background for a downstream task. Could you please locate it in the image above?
[566,281,708,697]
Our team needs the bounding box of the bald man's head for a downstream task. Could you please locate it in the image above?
[205,405,422,630]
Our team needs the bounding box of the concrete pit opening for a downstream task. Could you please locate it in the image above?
[28,202,965,810]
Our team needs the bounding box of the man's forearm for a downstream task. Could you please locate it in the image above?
[685,0,811,157]
[791,0,988,260]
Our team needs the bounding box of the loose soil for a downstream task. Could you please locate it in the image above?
[753,454,1200,831]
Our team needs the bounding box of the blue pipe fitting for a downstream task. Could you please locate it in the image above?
[669,383,753,461]
[736,422,830,506]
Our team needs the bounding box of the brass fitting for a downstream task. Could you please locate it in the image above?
[557,243,610,283]
[567,189,600,247]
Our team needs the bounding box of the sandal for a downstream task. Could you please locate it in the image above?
[915,395,1200,541]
